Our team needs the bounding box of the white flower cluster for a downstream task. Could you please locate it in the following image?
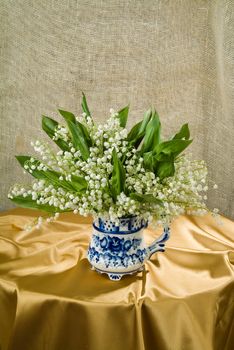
[9,109,219,231]
[53,125,69,142]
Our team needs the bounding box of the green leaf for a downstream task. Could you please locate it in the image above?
[173,123,190,140]
[81,92,91,117]
[79,122,93,147]
[15,156,87,192]
[117,105,129,128]
[143,151,175,179]
[58,109,76,124]
[143,151,157,172]
[111,149,126,202]
[66,120,90,160]
[129,193,163,206]
[155,139,192,157]
[127,121,142,142]
[141,110,161,153]
[138,109,153,134]
[59,108,92,148]
[42,116,70,151]
[155,153,174,162]
[127,109,152,148]
[10,195,69,213]
[70,175,88,192]
[156,161,175,179]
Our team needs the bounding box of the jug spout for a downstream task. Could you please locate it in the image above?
[146,226,170,260]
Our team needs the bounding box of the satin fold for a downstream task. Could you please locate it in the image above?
[0,208,233,350]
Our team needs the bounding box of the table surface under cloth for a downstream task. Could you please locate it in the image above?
[0,208,233,350]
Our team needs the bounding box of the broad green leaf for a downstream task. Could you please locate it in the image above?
[58,109,76,124]
[143,152,174,178]
[10,195,70,212]
[70,175,88,192]
[173,123,190,140]
[138,109,153,134]
[111,149,126,202]
[129,193,163,206]
[155,139,192,157]
[15,156,87,192]
[59,109,92,147]
[81,92,91,117]
[156,161,175,179]
[79,122,93,147]
[155,153,174,162]
[66,120,90,160]
[141,110,161,153]
[143,151,157,172]
[127,109,152,148]
[127,121,142,142]
[117,105,129,128]
[42,116,70,151]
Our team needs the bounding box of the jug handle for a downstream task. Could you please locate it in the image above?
[146,226,170,260]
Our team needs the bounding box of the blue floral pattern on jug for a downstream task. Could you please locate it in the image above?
[88,234,147,268]
[87,216,170,281]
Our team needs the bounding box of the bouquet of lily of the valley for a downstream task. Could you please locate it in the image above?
[8,93,218,230]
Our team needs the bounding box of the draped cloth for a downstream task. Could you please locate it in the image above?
[1,0,234,219]
[0,208,233,350]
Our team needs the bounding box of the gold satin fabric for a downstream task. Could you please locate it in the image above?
[0,208,233,350]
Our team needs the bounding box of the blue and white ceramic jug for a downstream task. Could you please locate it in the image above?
[87,216,170,281]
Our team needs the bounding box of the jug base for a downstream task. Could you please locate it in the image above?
[91,265,145,281]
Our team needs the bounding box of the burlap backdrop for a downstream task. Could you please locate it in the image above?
[0,0,233,219]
